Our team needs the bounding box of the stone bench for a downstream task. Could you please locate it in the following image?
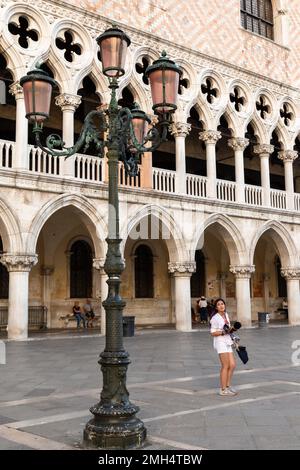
[58,314,100,328]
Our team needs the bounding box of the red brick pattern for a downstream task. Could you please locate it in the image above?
[75,0,300,87]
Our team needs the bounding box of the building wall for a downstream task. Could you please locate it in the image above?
[77,0,300,87]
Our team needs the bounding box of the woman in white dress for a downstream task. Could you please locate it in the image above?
[210,298,237,396]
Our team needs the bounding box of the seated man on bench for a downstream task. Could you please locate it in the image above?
[83,299,95,328]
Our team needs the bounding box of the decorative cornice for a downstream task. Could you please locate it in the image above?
[229,265,255,278]
[199,130,222,145]
[281,267,300,280]
[0,254,38,272]
[55,94,82,111]
[9,82,23,99]
[169,122,191,138]
[278,150,298,163]
[93,258,106,271]
[168,261,196,274]
[228,138,249,152]
[253,144,274,156]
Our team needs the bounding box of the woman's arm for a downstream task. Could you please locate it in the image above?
[211,330,225,337]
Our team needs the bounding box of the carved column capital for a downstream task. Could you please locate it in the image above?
[93,258,106,271]
[253,144,274,157]
[169,122,191,138]
[199,130,221,145]
[55,93,82,111]
[0,254,38,272]
[281,267,300,280]
[168,261,196,275]
[278,150,298,163]
[228,137,249,152]
[9,81,23,99]
[229,265,255,279]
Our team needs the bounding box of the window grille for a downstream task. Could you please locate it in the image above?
[241,0,274,40]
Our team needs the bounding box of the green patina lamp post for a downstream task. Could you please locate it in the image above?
[20,26,182,449]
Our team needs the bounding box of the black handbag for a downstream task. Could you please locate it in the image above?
[236,345,248,364]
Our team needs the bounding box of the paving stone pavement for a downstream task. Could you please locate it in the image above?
[0,325,300,450]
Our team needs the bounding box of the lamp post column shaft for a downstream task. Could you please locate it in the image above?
[83,80,146,449]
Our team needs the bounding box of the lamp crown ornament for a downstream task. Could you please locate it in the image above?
[20,27,182,450]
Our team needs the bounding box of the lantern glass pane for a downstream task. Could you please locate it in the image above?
[149,69,179,113]
[100,37,128,77]
[23,80,52,122]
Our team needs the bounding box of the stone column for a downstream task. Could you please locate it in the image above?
[262,273,270,312]
[228,137,249,203]
[0,254,38,340]
[281,267,300,325]
[9,82,28,170]
[278,150,298,210]
[199,130,221,198]
[170,122,191,194]
[253,144,274,206]
[229,265,255,327]
[55,93,82,178]
[41,265,54,328]
[168,261,196,331]
[93,258,108,335]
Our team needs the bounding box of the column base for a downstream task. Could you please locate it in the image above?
[83,408,146,449]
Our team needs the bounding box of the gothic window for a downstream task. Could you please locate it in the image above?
[134,245,154,298]
[70,240,92,298]
[191,250,205,298]
[275,256,287,298]
[0,238,8,299]
[241,0,274,40]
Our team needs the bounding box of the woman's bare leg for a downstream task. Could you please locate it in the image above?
[226,352,236,387]
[219,353,230,390]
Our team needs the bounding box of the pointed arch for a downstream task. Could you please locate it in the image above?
[0,198,22,253]
[122,204,187,262]
[26,193,107,257]
[243,114,268,144]
[249,220,298,267]
[192,213,247,265]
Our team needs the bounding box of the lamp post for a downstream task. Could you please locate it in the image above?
[20,26,182,449]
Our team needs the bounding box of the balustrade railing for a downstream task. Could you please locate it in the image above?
[186,174,207,198]
[152,168,176,193]
[270,189,286,210]
[294,194,300,212]
[119,162,141,188]
[216,180,236,202]
[28,145,61,175]
[74,153,103,182]
[0,139,14,168]
[245,184,263,206]
[1,138,300,213]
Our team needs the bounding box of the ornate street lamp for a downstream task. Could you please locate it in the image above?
[21,26,182,449]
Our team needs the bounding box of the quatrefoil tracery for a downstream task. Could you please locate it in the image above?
[55,31,82,63]
[8,16,38,49]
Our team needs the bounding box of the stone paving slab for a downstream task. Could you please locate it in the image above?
[0,325,300,450]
